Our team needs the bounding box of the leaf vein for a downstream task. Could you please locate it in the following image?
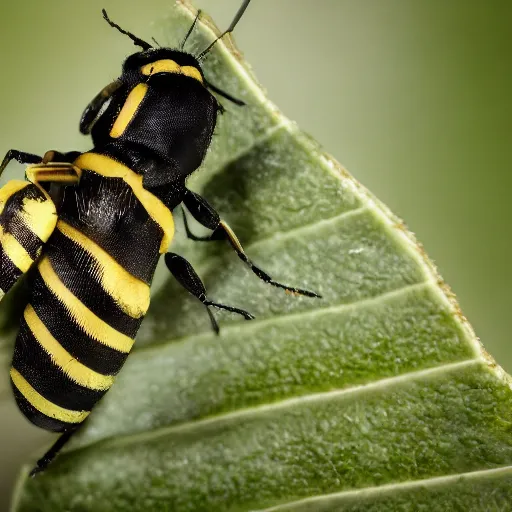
[79,358,480,452]
[255,465,512,511]
[232,205,369,254]
[138,280,434,354]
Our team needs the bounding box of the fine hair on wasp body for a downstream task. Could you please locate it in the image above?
[0,1,320,477]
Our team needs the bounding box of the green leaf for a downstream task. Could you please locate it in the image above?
[11,1,512,511]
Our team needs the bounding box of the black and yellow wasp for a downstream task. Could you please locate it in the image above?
[0,1,318,476]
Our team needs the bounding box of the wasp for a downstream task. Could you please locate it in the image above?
[0,1,319,476]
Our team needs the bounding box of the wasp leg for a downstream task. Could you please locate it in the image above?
[29,427,79,478]
[0,150,42,179]
[182,190,321,298]
[80,79,123,135]
[180,207,218,242]
[164,252,254,334]
[204,79,245,107]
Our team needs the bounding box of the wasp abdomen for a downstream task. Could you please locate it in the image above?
[10,156,173,432]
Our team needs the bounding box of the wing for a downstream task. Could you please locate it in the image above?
[0,180,57,300]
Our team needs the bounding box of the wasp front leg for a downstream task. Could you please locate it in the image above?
[181,189,321,298]
[0,149,42,178]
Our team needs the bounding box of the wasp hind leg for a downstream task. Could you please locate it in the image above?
[164,252,254,335]
[181,190,321,298]
[29,427,79,478]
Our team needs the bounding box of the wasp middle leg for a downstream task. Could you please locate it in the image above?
[164,252,254,334]
[181,189,321,298]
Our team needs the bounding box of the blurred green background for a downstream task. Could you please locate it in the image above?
[0,0,510,507]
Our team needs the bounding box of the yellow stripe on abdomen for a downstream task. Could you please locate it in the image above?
[57,221,150,319]
[0,224,33,272]
[24,304,114,391]
[38,257,134,353]
[10,368,89,424]
[73,152,174,252]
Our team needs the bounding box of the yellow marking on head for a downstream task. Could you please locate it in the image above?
[141,59,180,75]
[0,180,30,215]
[140,59,203,83]
[110,83,149,138]
[17,194,57,242]
[57,221,150,318]
[24,305,114,391]
[0,224,33,272]
[38,257,134,353]
[74,152,174,253]
[181,65,203,82]
[10,367,90,424]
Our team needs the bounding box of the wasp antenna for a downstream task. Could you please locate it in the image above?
[102,9,152,51]
[197,0,251,60]
[151,37,162,48]
[205,79,245,106]
[181,9,202,50]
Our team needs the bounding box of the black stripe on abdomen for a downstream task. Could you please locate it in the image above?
[12,317,106,411]
[29,271,129,375]
[10,383,76,433]
[3,214,42,260]
[47,230,142,337]
[0,246,22,292]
